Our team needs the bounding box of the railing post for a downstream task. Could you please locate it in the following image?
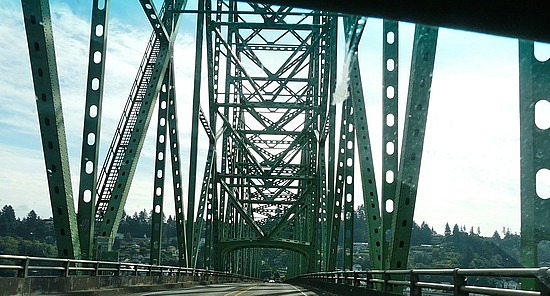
[410,271,422,296]
[63,260,71,277]
[92,261,99,276]
[366,272,374,289]
[453,268,468,296]
[383,271,391,295]
[537,267,549,296]
[133,264,139,276]
[18,257,30,278]
[116,262,121,276]
[148,265,152,276]
[353,271,360,287]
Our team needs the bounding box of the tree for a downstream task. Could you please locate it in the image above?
[411,222,433,246]
[444,223,451,236]
[452,224,460,236]
[0,205,17,236]
[20,210,45,240]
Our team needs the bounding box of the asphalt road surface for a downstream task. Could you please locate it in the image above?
[133,282,331,295]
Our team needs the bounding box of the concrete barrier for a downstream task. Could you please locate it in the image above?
[0,274,252,295]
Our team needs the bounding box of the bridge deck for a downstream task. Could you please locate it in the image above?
[131,282,324,296]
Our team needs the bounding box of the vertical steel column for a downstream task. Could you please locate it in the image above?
[340,18,363,270]
[190,148,215,268]
[95,0,187,246]
[343,17,384,270]
[21,0,80,259]
[381,20,399,269]
[149,64,171,265]
[186,0,205,261]
[342,105,355,271]
[519,41,550,290]
[318,15,337,272]
[166,62,188,267]
[206,154,219,270]
[77,0,110,260]
[387,25,438,270]
[324,15,338,271]
[205,0,223,246]
[327,100,352,270]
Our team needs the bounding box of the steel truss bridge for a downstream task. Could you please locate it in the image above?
[17,0,550,292]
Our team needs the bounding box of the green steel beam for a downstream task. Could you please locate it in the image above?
[327,100,352,271]
[149,64,171,265]
[21,0,81,259]
[144,0,174,266]
[186,0,205,267]
[519,41,550,290]
[267,187,313,239]
[76,0,110,260]
[340,18,364,271]
[381,19,399,269]
[220,179,265,237]
[323,14,338,271]
[165,62,188,267]
[218,239,313,258]
[208,1,331,273]
[205,157,219,269]
[387,25,438,271]
[95,0,188,245]
[342,106,355,271]
[190,147,215,268]
[343,16,384,270]
[139,0,170,43]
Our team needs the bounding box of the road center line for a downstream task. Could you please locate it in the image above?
[224,284,259,296]
[290,284,308,296]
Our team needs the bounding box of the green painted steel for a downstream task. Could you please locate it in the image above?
[342,103,355,271]
[149,64,171,265]
[165,62,189,267]
[190,147,214,268]
[339,18,365,270]
[77,0,110,261]
[186,0,206,265]
[21,0,81,259]
[327,100,351,271]
[387,25,438,271]
[140,0,170,43]
[381,20,398,270]
[518,40,550,290]
[200,1,334,273]
[342,17,385,271]
[25,0,547,282]
[94,0,188,250]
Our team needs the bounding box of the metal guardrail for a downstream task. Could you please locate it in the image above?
[292,268,550,296]
[0,254,250,280]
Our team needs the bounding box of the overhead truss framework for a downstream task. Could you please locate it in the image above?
[197,0,335,272]
[20,0,546,279]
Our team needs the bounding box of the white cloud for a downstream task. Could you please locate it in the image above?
[0,2,538,240]
[352,21,524,236]
[0,1,204,219]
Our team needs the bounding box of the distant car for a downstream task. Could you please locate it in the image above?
[268,279,275,283]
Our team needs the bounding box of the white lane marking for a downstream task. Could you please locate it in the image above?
[290,284,309,296]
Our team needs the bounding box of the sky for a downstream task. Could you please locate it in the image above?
[0,0,548,237]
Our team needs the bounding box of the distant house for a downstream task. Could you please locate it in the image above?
[496,280,519,289]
